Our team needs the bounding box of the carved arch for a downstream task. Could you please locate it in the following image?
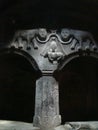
[55,52,98,124]
[57,51,98,71]
[0,47,41,122]
[0,47,41,73]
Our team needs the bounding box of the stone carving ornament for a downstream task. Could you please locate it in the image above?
[0,28,97,130]
[10,28,98,59]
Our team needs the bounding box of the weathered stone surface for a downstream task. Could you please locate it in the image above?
[0,120,39,130]
[10,29,98,71]
[55,122,98,130]
[65,122,98,130]
[0,28,98,130]
[33,75,61,129]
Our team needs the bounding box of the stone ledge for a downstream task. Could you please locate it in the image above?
[55,122,98,130]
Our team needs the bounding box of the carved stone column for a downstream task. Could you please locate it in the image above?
[33,73,61,129]
[7,28,98,130]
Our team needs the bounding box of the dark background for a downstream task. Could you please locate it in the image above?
[0,0,98,123]
[58,57,98,124]
[0,0,98,43]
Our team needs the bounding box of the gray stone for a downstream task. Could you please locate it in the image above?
[1,28,98,130]
[0,120,40,130]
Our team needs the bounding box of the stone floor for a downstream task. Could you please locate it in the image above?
[0,120,39,130]
[55,122,98,130]
[0,120,98,130]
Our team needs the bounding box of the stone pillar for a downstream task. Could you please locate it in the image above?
[33,72,61,130]
[9,28,98,130]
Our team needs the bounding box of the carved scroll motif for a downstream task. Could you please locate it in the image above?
[10,29,98,65]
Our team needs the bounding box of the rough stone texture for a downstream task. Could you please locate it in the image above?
[55,122,98,130]
[0,28,98,130]
[64,122,98,130]
[0,120,39,130]
[10,28,98,70]
[33,75,61,129]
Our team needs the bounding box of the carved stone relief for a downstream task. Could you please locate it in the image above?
[2,28,97,130]
[10,29,98,65]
